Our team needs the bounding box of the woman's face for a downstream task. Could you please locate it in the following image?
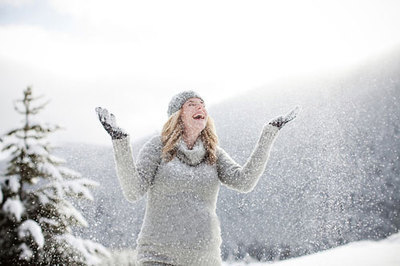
[181,97,208,133]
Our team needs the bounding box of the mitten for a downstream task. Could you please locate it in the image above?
[95,107,128,139]
[269,106,301,129]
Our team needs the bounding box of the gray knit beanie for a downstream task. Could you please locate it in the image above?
[167,90,204,117]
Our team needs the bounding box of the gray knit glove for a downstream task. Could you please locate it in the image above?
[95,107,128,139]
[269,106,301,129]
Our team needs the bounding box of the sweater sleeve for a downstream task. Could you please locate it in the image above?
[112,135,162,202]
[217,124,279,193]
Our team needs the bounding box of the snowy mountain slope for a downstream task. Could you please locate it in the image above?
[224,232,400,266]
[211,47,400,259]
[24,47,400,263]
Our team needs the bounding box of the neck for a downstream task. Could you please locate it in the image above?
[183,130,201,149]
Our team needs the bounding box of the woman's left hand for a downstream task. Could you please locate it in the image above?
[269,106,301,129]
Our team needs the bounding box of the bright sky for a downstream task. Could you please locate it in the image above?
[1,0,400,145]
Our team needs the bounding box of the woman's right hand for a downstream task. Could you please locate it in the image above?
[95,107,128,139]
[269,106,301,129]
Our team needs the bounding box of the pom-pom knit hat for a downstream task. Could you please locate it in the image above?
[167,90,204,117]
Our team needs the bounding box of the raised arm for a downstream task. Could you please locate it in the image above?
[217,106,300,193]
[95,107,162,202]
[112,135,162,202]
[217,124,279,193]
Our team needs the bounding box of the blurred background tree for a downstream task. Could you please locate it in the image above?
[0,87,109,265]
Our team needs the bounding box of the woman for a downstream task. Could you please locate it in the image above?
[95,91,299,266]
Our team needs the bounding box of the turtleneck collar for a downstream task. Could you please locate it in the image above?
[176,137,206,166]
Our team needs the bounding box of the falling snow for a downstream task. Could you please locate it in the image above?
[57,49,400,265]
[1,46,400,265]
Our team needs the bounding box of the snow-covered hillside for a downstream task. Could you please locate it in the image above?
[224,232,400,266]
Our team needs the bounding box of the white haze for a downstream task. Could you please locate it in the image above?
[1,0,400,146]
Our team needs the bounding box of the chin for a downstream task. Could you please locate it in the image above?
[184,117,207,132]
[194,125,206,132]
[197,121,207,130]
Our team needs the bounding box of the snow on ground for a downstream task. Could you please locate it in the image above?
[223,232,400,266]
[101,233,400,266]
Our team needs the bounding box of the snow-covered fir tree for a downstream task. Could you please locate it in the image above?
[0,87,110,265]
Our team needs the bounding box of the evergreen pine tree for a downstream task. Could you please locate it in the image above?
[0,87,110,265]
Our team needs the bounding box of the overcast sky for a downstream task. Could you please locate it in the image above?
[1,0,400,146]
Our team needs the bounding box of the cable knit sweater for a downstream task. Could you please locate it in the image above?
[112,124,279,266]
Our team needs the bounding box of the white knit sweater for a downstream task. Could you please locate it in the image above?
[112,124,279,266]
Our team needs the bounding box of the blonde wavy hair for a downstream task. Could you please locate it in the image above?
[161,109,218,164]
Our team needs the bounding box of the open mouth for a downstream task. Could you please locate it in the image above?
[192,113,205,120]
